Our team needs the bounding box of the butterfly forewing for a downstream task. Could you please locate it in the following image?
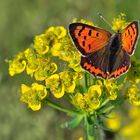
[122,21,139,55]
[69,23,111,56]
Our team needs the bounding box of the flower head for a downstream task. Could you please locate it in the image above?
[126,57,140,83]
[72,84,102,112]
[8,52,26,76]
[104,80,122,100]
[125,84,140,106]
[33,34,49,55]
[112,13,129,32]
[45,74,65,98]
[45,71,82,98]
[20,83,47,111]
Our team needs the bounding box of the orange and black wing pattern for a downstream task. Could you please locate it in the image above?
[109,21,139,79]
[108,49,130,79]
[69,23,111,56]
[122,21,139,55]
[69,21,139,80]
[81,47,110,79]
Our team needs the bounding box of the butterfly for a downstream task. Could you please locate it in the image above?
[69,21,139,79]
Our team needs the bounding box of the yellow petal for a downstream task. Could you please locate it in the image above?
[88,85,102,97]
[21,84,30,94]
[29,102,41,111]
[52,83,65,98]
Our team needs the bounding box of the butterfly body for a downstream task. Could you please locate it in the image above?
[69,22,139,79]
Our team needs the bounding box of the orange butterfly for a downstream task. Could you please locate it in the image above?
[69,21,139,79]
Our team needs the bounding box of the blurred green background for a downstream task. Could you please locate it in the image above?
[0,0,140,139]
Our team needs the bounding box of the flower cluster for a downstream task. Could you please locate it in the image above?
[45,71,82,98]
[20,83,47,111]
[112,13,129,32]
[104,80,122,100]
[72,84,102,112]
[8,25,83,110]
[123,57,140,106]
[72,80,122,112]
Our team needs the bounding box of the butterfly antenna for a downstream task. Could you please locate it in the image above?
[98,13,112,28]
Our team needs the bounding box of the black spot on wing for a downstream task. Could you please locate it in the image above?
[84,36,87,40]
[88,44,91,50]
[78,26,85,36]
[131,25,135,35]
[82,41,85,46]
[88,30,92,36]
[128,29,130,35]
[96,32,99,37]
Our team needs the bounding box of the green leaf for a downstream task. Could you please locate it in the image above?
[61,114,83,129]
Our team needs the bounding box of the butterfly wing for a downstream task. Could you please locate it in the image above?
[81,47,110,79]
[108,21,139,79]
[122,21,139,55]
[69,23,111,56]
[108,48,130,79]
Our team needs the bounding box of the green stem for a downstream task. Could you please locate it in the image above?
[85,72,90,90]
[85,115,96,140]
[85,72,88,90]
[45,99,81,115]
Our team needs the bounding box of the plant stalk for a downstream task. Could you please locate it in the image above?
[45,99,81,115]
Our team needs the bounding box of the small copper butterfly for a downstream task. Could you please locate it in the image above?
[69,21,139,79]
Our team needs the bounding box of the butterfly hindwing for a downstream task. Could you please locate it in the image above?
[80,47,110,79]
[122,21,139,55]
[108,49,130,79]
[69,23,111,56]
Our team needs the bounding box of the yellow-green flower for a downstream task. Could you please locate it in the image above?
[24,48,38,75]
[8,52,26,76]
[24,48,36,60]
[45,74,65,98]
[125,84,140,106]
[51,43,62,56]
[51,34,82,72]
[33,34,49,55]
[104,80,122,100]
[20,83,47,111]
[26,59,39,76]
[88,85,102,98]
[72,84,102,112]
[53,26,67,39]
[45,71,81,98]
[34,60,57,81]
[112,13,129,32]
[59,71,82,93]
[72,18,94,26]
[126,57,140,83]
